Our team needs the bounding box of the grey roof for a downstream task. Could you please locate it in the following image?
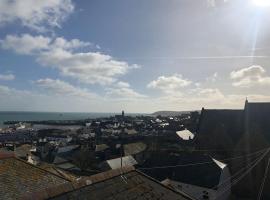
[95,144,109,152]
[50,167,194,200]
[0,153,70,200]
[245,101,270,140]
[197,101,270,149]
[141,153,226,189]
[124,142,147,156]
[106,155,138,169]
[53,156,68,164]
[196,108,244,149]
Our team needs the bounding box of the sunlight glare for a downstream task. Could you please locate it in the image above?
[253,0,270,7]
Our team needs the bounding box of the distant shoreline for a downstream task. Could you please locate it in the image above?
[0,111,148,128]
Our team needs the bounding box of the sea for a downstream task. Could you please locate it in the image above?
[0,111,120,128]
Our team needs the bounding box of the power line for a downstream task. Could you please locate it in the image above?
[212,152,264,190]
[231,149,269,186]
[191,151,266,199]
[257,158,270,200]
[138,148,267,170]
[215,148,270,200]
[156,148,268,153]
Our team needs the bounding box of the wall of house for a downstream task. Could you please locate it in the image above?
[169,180,216,200]
[169,168,231,200]
[216,166,231,200]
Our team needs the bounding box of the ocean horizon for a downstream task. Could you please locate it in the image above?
[0,111,145,127]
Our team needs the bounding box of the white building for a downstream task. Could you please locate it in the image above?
[176,129,195,140]
[106,155,138,170]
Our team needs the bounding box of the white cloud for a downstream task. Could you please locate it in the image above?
[0,34,51,55]
[147,74,192,93]
[0,34,138,85]
[207,0,228,7]
[230,65,270,87]
[0,34,90,55]
[106,87,146,99]
[198,88,224,100]
[0,0,74,32]
[38,50,136,85]
[0,73,15,81]
[206,72,218,82]
[52,37,91,50]
[0,84,148,112]
[230,65,265,79]
[116,81,130,88]
[106,81,146,99]
[35,78,97,99]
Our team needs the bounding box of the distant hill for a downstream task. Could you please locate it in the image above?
[152,110,199,116]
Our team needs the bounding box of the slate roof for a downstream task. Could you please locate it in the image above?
[197,109,243,139]
[176,129,194,140]
[95,144,109,152]
[140,152,226,189]
[49,167,194,200]
[39,163,78,182]
[106,155,138,169]
[196,108,244,149]
[245,101,270,140]
[124,142,147,156]
[196,100,270,149]
[15,144,32,158]
[0,153,70,200]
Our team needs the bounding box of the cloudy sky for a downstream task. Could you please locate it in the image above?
[1,0,270,113]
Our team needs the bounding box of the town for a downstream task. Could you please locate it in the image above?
[0,100,269,199]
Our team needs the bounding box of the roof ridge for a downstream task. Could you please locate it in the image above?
[21,166,196,200]
[81,166,135,184]
[203,109,243,111]
[22,166,135,199]
[135,169,194,200]
[13,157,72,182]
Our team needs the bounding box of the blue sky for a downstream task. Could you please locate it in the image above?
[1,0,270,112]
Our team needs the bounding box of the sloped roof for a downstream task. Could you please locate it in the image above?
[198,109,243,136]
[246,102,270,112]
[196,108,244,149]
[245,102,270,139]
[197,101,270,149]
[140,152,226,189]
[124,142,147,156]
[106,155,138,169]
[53,156,69,164]
[95,144,109,152]
[39,163,78,182]
[57,162,79,171]
[15,144,32,158]
[49,167,194,200]
[57,145,80,154]
[0,153,70,199]
[176,129,194,140]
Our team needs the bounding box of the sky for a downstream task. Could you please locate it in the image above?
[1,0,270,113]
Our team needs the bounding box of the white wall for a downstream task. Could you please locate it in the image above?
[216,166,231,200]
[168,179,216,200]
[164,166,231,200]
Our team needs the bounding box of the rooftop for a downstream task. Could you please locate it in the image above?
[106,155,138,169]
[140,153,227,189]
[50,167,194,200]
[0,153,70,199]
